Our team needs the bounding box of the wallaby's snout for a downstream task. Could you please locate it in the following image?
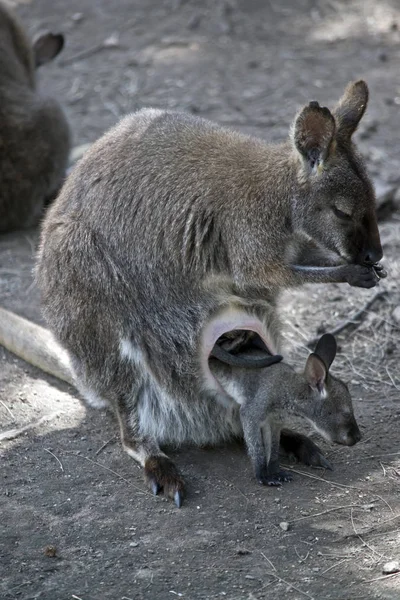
[304,334,362,449]
[293,80,383,269]
[327,409,362,447]
[353,211,383,266]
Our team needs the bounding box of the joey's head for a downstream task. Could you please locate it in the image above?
[301,334,361,447]
[291,80,382,266]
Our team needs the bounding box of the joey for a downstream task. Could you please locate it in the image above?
[0,2,70,232]
[0,81,383,506]
[211,334,361,486]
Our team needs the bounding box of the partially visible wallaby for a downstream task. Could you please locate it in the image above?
[3,80,384,506]
[210,333,361,485]
[0,2,70,232]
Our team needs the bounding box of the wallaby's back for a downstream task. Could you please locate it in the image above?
[0,2,70,232]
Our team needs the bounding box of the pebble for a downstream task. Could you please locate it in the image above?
[279,522,290,531]
[382,560,400,575]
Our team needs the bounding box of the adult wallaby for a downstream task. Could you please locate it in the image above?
[2,81,384,506]
[210,333,361,486]
[0,1,70,232]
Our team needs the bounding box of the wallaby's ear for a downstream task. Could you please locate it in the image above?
[292,101,336,173]
[305,353,327,395]
[314,333,337,372]
[333,80,368,141]
[33,32,64,68]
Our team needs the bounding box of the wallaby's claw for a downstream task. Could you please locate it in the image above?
[373,263,387,279]
[345,264,379,288]
[151,481,161,496]
[174,490,184,508]
[258,469,293,486]
[318,455,334,471]
[144,456,185,507]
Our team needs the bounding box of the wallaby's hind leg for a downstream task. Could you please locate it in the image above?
[280,429,333,471]
[115,395,185,507]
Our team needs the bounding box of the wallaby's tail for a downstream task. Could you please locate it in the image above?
[0,307,74,385]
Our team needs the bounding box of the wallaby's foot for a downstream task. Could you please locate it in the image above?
[256,466,293,486]
[144,456,185,507]
[280,430,333,471]
[345,264,380,288]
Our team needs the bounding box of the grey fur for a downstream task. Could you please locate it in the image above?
[0,2,70,232]
[35,83,381,503]
[211,333,361,486]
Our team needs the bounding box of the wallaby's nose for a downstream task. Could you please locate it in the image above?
[362,246,383,265]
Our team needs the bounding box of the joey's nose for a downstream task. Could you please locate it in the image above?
[345,424,362,446]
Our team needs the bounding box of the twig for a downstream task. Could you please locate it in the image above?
[44,448,64,472]
[265,572,315,599]
[0,399,14,421]
[342,513,400,539]
[306,290,386,347]
[261,551,277,571]
[95,436,115,456]
[290,504,364,524]
[65,453,152,497]
[364,572,400,583]
[283,466,393,513]
[350,507,386,561]
[385,366,400,390]
[0,412,63,442]
[61,34,120,66]
[320,558,349,575]
[295,547,310,562]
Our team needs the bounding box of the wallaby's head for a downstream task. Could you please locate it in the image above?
[291,80,382,267]
[0,2,64,86]
[302,334,361,446]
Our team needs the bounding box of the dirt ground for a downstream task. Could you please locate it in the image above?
[1,0,400,599]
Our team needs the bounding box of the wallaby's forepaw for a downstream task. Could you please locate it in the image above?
[257,467,293,487]
[373,263,387,279]
[345,264,379,288]
[144,456,185,508]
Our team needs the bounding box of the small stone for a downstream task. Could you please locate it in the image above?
[44,545,57,558]
[279,522,290,531]
[129,542,139,547]
[236,548,251,555]
[382,560,400,575]
[274,497,281,504]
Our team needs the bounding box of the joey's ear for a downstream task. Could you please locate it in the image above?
[314,333,337,372]
[292,101,336,173]
[33,32,64,67]
[333,80,368,141]
[305,354,327,395]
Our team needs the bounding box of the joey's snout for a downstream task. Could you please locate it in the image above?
[334,419,362,446]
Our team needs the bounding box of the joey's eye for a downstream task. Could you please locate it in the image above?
[333,206,352,221]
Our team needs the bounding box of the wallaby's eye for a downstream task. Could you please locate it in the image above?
[333,206,352,221]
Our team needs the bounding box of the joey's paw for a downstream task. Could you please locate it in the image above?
[144,456,185,508]
[286,435,333,471]
[345,264,379,288]
[257,468,293,486]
